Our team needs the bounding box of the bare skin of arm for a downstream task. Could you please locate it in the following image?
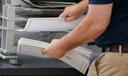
[43,3,113,58]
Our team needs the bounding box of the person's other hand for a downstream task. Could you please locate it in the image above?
[42,39,67,59]
[59,4,84,22]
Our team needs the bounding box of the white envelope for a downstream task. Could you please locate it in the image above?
[24,16,85,32]
[17,38,91,74]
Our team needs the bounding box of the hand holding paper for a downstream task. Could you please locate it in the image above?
[17,38,92,74]
[42,39,67,58]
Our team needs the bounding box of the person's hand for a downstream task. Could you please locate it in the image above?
[42,39,67,59]
[59,4,84,22]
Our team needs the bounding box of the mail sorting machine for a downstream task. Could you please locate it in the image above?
[0,0,69,64]
[0,0,85,76]
[0,0,77,63]
[0,0,94,62]
[0,0,34,64]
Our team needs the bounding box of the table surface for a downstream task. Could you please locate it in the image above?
[0,54,84,76]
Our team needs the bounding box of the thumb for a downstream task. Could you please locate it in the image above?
[42,49,47,55]
[59,11,68,18]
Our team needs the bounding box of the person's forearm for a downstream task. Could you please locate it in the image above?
[56,3,112,52]
[58,17,106,51]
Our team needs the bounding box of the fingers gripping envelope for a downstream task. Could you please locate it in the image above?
[17,38,92,74]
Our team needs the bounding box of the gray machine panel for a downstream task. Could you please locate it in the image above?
[0,54,84,76]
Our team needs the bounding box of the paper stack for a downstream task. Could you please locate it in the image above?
[17,38,92,74]
[23,16,85,32]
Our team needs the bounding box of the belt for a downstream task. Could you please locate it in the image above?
[101,45,128,53]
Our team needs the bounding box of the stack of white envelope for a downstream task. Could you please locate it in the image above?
[17,38,92,74]
[23,15,85,32]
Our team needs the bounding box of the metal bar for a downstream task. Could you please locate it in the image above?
[1,5,7,50]
[4,5,16,54]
